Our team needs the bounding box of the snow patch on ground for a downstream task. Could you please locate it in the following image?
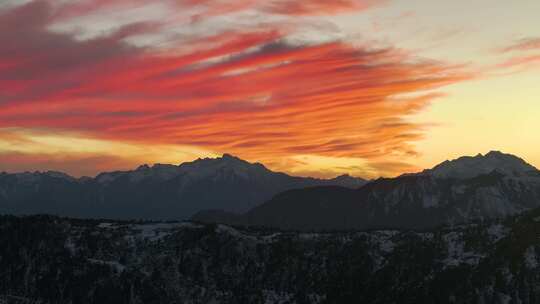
[97,222,116,229]
[64,237,78,255]
[379,240,395,254]
[299,233,323,240]
[369,231,398,254]
[87,259,126,273]
[441,232,484,269]
[486,224,510,243]
[261,290,321,304]
[496,293,512,304]
[500,267,514,284]
[260,233,281,243]
[215,225,283,243]
[419,232,435,241]
[132,223,179,241]
[216,224,258,242]
[524,246,538,269]
[175,222,204,229]
[365,231,399,271]
[122,222,204,242]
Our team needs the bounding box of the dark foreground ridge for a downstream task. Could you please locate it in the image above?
[195,151,540,230]
[1,208,540,303]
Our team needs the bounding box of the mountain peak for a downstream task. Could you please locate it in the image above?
[484,150,523,161]
[486,150,504,157]
[221,153,238,160]
[136,164,151,171]
[424,151,537,179]
[43,171,76,180]
[218,153,250,165]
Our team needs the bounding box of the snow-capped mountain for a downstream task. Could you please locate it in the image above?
[95,154,259,184]
[422,151,538,179]
[197,151,540,230]
[0,154,366,220]
[95,154,366,188]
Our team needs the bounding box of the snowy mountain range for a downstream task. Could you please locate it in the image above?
[2,150,539,229]
[0,154,366,220]
[194,151,540,230]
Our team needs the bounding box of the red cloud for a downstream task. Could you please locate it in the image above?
[186,0,380,18]
[0,1,467,177]
[263,0,380,15]
[48,0,381,23]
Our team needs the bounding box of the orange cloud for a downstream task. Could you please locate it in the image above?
[0,152,136,177]
[263,0,381,16]
[188,0,380,17]
[0,1,468,177]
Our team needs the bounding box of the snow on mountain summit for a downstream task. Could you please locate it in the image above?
[423,151,538,179]
[15,154,364,220]
[95,154,260,184]
[95,154,365,188]
[176,154,270,181]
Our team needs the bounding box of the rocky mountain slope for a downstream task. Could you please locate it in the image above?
[194,151,540,230]
[1,208,540,303]
[0,154,366,220]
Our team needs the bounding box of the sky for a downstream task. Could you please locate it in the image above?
[0,0,539,178]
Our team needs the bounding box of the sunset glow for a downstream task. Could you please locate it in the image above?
[1,0,539,178]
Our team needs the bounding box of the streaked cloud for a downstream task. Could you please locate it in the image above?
[0,0,469,178]
[500,37,540,53]
[496,54,540,70]
[494,37,540,72]
[0,128,218,176]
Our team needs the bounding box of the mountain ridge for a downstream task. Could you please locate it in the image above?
[194,151,540,230]
[420,150,538,179]
[0,154,367,220]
